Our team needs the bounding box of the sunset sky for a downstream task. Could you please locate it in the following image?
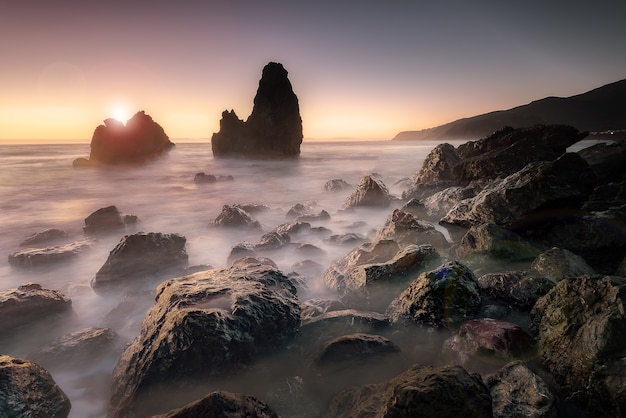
[1,1,625,143]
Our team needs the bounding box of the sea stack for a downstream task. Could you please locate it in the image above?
[73,111,174,166]
[211,62,303,158]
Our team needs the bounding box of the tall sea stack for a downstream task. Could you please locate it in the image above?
[211,62,303,158]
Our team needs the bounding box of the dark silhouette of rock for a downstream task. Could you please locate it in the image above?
[90,232,188,293]
[84,205,137,235]
[578,141,626,184]
[477,271,555,310]
[211,62,303,158]
[311,333,400,373]
[451,223,540,262]
[213,205,262,229]
[8,239,95,268]
[0,355,71,418]
[108,258,300,418]
[531,275,626,416]
[344,176,392,208]
[73,111,174,166]
[325,364,493,418]
[153,391,279,418]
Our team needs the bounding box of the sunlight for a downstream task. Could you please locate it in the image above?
[110,104,131,124]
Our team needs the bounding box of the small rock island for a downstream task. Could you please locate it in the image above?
[73,111,174,166]
[211,62,303,158]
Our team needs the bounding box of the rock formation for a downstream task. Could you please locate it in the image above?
[211,62,303,158]
[73,111,174,166]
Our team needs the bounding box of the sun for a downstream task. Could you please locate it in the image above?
[110,104,131,124]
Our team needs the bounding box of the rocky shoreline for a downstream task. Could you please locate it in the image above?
[2,125,625,417]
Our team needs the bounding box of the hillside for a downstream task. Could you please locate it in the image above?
[393,78,626,141]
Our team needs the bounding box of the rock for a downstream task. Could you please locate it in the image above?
[477,271,555,310]
[108,258,300,418]
[211,62,303,158]
[324,178,351,192]
[530,247,596,282]
[374,209,449,251]
[275,220,311,235]
[446,319,534,365]
[300,298,346,322]
[19,228,68,246]
[90,232,188,293]
[290,259,325,277]
[254,231,291,251]
[213,205,262,229]
[441,153,596,228]
[343,176,392,208]
[75,111,174,165]
[286,203,317,220]
[583,181,626,211]
[486,361,557,418]
[8,239,94,268]
[0,283,73,336]
[227,242,257,265]
[152,391,279,418]
[386,261,481,329]
[295,243,325,256]
[421,186,477,219]
[233,203,270,214]
[84,205,136,235]
[413,142,461,185]
[0,355,71,418]
[193,172,216,183]
[530,275,626,416]
[27,327,119,370]
[451,223,540,262]
[300,309,390,346]
[295,210,330,223]
[311,333,400,371]
[324,363,492,418]
[325,233,368,245]
[577,140,626,184]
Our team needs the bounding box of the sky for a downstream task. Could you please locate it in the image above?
[1,0,625,143]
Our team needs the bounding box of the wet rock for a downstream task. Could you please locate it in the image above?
[0,355,71,418]
[108,258,300,418]
[90,232,188,293]
[441,153,596,228]
[193,172,216,183]
[19,228,68,246]
[300,298,346,322]
[75,111,174,166]
[324,178,351,192]
[311,333,400,371]
[290,259,324,277]
[375,209,449,251]
[413,142,461,185]
[486,361,557,418]
[213,205,262,229]
[0,283,73,336]
[477,271,555,310]
[577,140,626,184]
[8,239,95,268]
[421,186,477,219]
[27,327,119,370]
[325,233,368,245]
[343,176,392,208]
[295,210,330,223]
[227,242,257,265]
[84,205,137,235]
[275,220,311,235]
[233,203,270,214]
[152,391,279,418]
[530,275,626,416]
[295,243,325,256]
[211,62,302,158]
[582,181,626,211]
[300,309,390,346]
[530,247,596,282]
[452,223,540,262]
[325,363,493,418]
[254,231,291,251]
[446,319,534,365]
[286,203,315,219]
[386,261,481,329]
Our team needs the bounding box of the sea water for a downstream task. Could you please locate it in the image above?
[0,139,458,416]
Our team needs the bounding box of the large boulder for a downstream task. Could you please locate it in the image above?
[530,247,596,282]
[90,232,188,293]
[108,258,300,418]
[477,270,555,310]
[311,333,400,371]
[386,261,481,329]
[530,275,626,416]
[152,391,279,418]
[325,363,493,418]
[83,205,137,235]
[213,205,262,229]
[375,209,449,251]
[8,239,95,268]
[451,223,540,262]
[74,111,174,166]
[343,176,393,208]
[211,62,303,158]
[0,355,71,417]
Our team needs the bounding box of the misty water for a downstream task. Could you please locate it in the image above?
[0,139,520,416]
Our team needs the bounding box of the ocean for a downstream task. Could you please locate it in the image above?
[1,139,459,417]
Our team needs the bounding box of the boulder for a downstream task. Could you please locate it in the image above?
[413,142,461,185]
[324,178,351,192]
[8,239,95,268]
[211,62,303,158]
[300,309,390,346]
[0,355,71,418]
[530,247,596,282]
[27,327,119,370]
[75,111,174,165]
[213,205,262,229]
[375,209,449,251]
[90,232,188,293]
[386,261,481,329]
[343,176,392,208]
[83,205,137,235]
[254,231,291,251]
[530,275,626,416]
[152,391,279,418]
[311,333,400,371]
[0,283,73,336]
[421,186,477,219]
[19,228,67,246]
[577,140,626,184]
[108,258,300,418]
[446,319,534,365]
[451,223,540,262]
[300,298,346,322]
[194,172,234,184]
[486,361,557,418]
[477,271,555,310]
[275,220,311,235]
[324,364,492,418]
[583,181,626,211]
[441,153,596,228]
[226,242,257,265]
